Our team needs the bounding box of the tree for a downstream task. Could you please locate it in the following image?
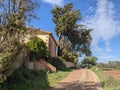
[97,61,120,69]
[51,3,92,62]
[61,51,78,63]
[0,0,40,53]
[0,0,40,83]
[0,0,40,26]
[0,9,26,53]
[81,56,98,68]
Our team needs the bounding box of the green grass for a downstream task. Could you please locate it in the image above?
[100,67,120,71]
[0,67,71,90]
[91,66,120,90]
[48,70,70,86]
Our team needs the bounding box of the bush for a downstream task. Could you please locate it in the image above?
[26,36,49,61]
[0,67,49,90]
[50,57,66,71]
[0,53,14,83]
[0,67,72,90]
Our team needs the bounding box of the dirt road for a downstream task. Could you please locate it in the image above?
[50,69,103,90]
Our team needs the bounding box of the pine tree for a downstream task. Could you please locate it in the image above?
[52,3,92,62]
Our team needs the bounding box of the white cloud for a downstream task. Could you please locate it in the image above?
[99,55,115,59]
[98,54,119,63]
[105,42,111,52]
[83,0,120,53]
[41,0,63,6]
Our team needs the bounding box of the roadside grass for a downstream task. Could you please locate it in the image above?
[48,70,71,86]
[101,68,120,70]
[0,67,72,90]
[91,66,120,90]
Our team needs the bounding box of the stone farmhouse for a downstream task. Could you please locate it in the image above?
[14,28,57,72]
[14,28,74,72]
[25,28,58,57]
[25,28,75,69]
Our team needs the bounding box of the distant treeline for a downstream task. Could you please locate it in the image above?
[97,61,120,69]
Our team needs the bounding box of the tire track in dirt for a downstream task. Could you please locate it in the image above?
[79,69,103,90]
[50,69,103,90]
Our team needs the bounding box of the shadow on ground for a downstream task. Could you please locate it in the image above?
[50,81,102,90]
[0,67,49,90]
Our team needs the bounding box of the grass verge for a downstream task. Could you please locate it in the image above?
[91,66,120,90]
[0,67,72,90]
[48,70,70,86]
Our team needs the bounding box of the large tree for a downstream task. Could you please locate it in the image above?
[0,0,40,83]
[0,0,40,26]
[51,3,92,62]
[0,0,40,53]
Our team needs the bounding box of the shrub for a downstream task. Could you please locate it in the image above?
[0,67,49,90]
[50,57,66,71]
[0,53,14,83]
[26,36,49,61]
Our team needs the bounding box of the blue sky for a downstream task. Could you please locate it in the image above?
[31,0,120,63]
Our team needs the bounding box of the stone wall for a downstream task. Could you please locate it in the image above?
[13,53,24,68]
[13,46,29,69]
[25,60,46,70]
[25,60,56,72]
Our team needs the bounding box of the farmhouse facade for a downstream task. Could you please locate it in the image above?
[25,28,58,57]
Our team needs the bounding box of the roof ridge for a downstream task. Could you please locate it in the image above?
[29,27,51,32]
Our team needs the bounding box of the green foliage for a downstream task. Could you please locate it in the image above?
[49,57,66,70]
[0,53,14,83]
[0,6,27,84]
[0,0,40,52]
[0,67,49,90]
[51,3,92,58]
[52,3,81,38]
[0,67,71,90]
[0,0,40,85]
[6,10,26,30]
[0,10,26,53]
[97,61,120,69]
[91,67,120,90]
[61,51,78,63]
[0,0,40,26]
[81,56,97,68]
[48,70,71,86]
[26,37,49,61]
